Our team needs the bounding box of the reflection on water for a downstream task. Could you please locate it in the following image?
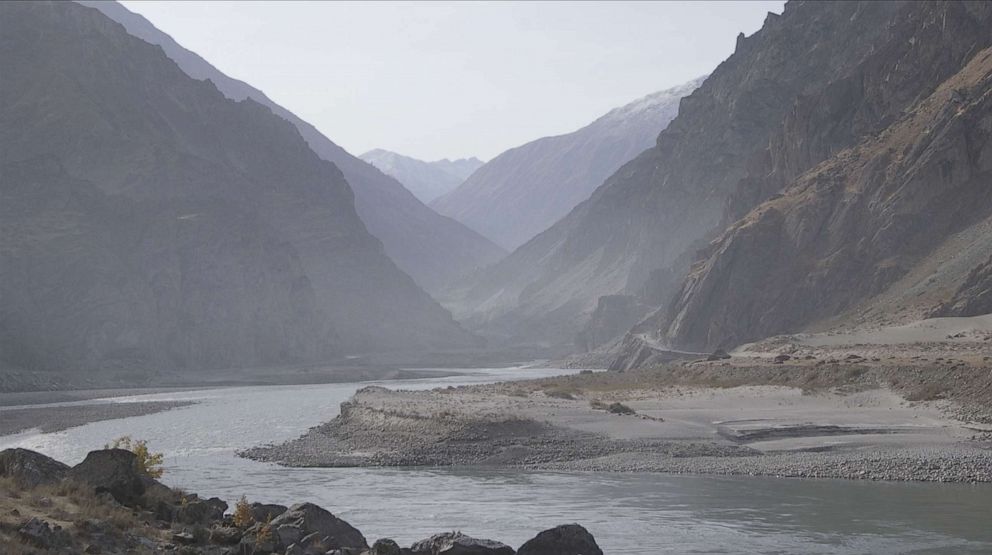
[2,367,990,554]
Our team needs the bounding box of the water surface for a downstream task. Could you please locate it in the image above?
[2,367,990,554]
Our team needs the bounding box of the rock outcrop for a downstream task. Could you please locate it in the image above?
[0,1,478,376]
[409,531,514,555]
[67,449,146,505]
[932,256,992,318]
[517,524,603,555]
[76,1,505,294]
[268,502,368,552]
[0,448,69,488]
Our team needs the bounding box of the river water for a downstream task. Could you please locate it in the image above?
[2,366,990,554]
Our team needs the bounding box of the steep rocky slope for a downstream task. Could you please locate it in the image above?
[360,149,483,204]
[0,1,477,375]
[431,78,703,250]
[656,13,992,350]
[77,1,504,293]
[447,1,992,350]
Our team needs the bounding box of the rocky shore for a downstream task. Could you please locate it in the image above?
[242,361,992,483]
[0,447,603,555]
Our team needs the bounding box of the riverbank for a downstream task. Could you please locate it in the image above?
[1,447,601,554]
[243,361,992,483]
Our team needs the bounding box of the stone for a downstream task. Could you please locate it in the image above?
[269,503,367,551]
[210,526,244,545]
[517,524,603,555]
[67,449,145,505]
[250,502,288,523]
[371,538,401,555]
[0,448,69,487]
[409,532,514,555]
[176,497,227,524]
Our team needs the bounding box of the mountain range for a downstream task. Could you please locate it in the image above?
[359,149,483,204]
[0,1,478,375]
[77,1,504,294]
[430,78,704,250]
[445,0,992,356]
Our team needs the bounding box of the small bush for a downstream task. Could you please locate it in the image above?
[233,495,253,528]
[105,436,165,479]
[606,402,636,415]
[256,515,274,546]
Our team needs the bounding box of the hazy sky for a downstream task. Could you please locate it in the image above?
[121,1,784,161]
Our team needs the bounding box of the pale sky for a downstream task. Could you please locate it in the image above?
[121,1,784,161]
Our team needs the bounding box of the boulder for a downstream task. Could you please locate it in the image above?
[371,538,402,555]
[209,525,243,545]
[67,449,145,505]
[251,502,288,523]
[268,502,367,551]
[517,524,603,555]
[409,532,514,555]
[0,448,69,487]
[176,497,227,524]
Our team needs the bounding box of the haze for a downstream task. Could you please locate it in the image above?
[120,0,783,160]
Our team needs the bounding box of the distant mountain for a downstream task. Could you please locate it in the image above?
[446,1,992,353]
[430,78,704,250]
[359,149,483,204]
[78,1,504,293]
[0,2,479,375]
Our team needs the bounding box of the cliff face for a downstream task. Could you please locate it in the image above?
[431,78,703,250]
[0,2,477,373]
[77,1,504,294]
[359,149,482,204]
[659,7,992,351]
[448,1,961,348]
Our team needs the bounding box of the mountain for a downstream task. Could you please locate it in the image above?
[430,78,704,250]
[0,1,478,375]
[359,149,483,204]
[446,1,992,352]
[77,1,504,293]
[661,39,992,351]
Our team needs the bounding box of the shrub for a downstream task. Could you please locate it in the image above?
[233,495,254,528]
[544,388,575,400]
[105,436,165,479]
[606,402,636,415]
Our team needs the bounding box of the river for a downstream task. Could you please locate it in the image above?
[2,366,990,554]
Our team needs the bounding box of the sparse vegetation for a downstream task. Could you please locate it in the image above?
[606,402,636,415]
[233,495,254,528]
[105,436,165,479]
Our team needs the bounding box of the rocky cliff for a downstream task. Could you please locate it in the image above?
[0,1,477,374]
[431,77,704,250]
[77,1,504,293]
[657,4,992,351]
[360,149,483,204]
[447,1,992,351]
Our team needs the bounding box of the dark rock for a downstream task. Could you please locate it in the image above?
[84,544,102,554]
[0,448,69,487]
[268,503,367,551]
[67,449,145,505]
[176,497,227,524]
[18,517,69,549]
[371,538,402,555]
[250,502,288,523]
[409,531,514,555]
[210,526,243,545]
[517,524,603,555]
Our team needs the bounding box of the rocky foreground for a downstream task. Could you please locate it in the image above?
[0,448,602,555]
